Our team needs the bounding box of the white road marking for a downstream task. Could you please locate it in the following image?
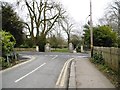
[1,56,36,73]
[15,63,46,83]
[76,56,89,58]
[50,55,54,56]
[52,55,58,60]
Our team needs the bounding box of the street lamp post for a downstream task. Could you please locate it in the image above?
[90,0,93,57]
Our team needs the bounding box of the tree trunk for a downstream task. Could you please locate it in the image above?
[68,33,70,47]
[37,33,46,52]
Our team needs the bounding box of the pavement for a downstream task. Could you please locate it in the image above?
[68,57,115,88]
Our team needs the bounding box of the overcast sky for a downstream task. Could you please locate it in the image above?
[1,0,114,34]
[2,0,113,24]
[60,0,113,25]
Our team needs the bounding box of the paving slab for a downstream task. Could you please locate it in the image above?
[69,57,115,88]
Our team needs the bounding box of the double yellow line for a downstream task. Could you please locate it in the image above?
[56,58,74,88]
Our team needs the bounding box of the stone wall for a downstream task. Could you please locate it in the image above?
[14,48,36,51]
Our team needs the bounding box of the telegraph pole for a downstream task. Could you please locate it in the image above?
[118,8,120,88]
[90,0,93,57]
[118,9,120,36]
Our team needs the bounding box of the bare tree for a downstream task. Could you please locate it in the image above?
[17,0,65,51]
[59,17,74,47]
[101,0,120,34]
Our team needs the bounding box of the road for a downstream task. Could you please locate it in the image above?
[1,52,89,88]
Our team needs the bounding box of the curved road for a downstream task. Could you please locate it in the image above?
[1,52,89,88]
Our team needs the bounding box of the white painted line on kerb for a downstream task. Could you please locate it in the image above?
[52,55,58,60]
[15,63,46,83]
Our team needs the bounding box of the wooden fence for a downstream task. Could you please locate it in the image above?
[93,47,120,72]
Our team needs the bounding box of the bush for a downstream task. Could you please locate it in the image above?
[84,25,118,47]
[92,52,104,64]
[0,30,17,69]
[118,37,120,48]
[0,57,9,69]
[20,38,35,48]
[1,30,16,56]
